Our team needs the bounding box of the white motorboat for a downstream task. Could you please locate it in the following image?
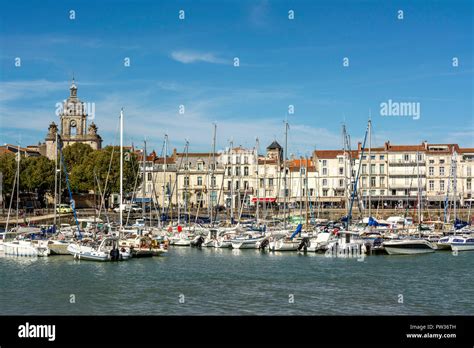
[383,239,435,255]
[437,235,465,250]
[4,239,50,257]
[299,231,336,252]
[214,232,234,248]
[169,232,193,246]
[68,237,131,261]
[231,233,265,249]
[450,236,474,251]
[47,239,71,255]
[268,237,300,251]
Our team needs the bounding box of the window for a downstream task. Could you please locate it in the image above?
[429,167,434,176]
[323,189,328,197]
[235,167,240,176]
[339,179,344,187]
[310,188,314,196]
[197,162,203,170]
[339,167,344,175]
[211,176,216,187]
[370,164,375,174]
[370,155,375,160]
[380,164,385,174]
[236,156,240,164]
[439,167,445,176]
[269,178,274,187]
[380,155,385,160]
[404,154,410,161]
[440,180,445,191]
[301,168,306,175]
[380,190,385,196]
[370,190,376,196]
[323,179,328,186]
[362,164,367,174]
[227,167,232,176]
[322,168,328,175]
[322,160,327,166]
[147,173,152,181]
[244,166,249,176]
[235,181,240,190]
[371,177,376,187]
[227,156,231,164]
[429,180,434,191]
[362,177,367,188]
[184,176,189,186]
[467,167,472,177]
[380,177,385,187]
[440,159,445,164]
[244,156,248,164]
[260,178,264,188]
[418,153,423,161]
[244,181,249,189]
[338,157,343,164]
[429,159,434,164]
[197,176,203,186]
[227,181,231,190]
[362,155,367,160]
[467,179,471,190]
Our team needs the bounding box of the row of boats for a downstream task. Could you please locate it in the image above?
[0,221,169,261]
[1,216,473,259]
[166,220,474,256]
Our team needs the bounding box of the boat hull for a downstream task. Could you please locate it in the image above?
[451,243,474,251]
[384,240,435,255]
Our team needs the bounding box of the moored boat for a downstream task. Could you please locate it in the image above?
[383,239,435,255]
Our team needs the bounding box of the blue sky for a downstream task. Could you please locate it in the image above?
[0,0,472,156]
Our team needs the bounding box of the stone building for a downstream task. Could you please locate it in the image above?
[41,79,102,159]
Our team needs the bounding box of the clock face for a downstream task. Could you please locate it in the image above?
[70,120,77,127]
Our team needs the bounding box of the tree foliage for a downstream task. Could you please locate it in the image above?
[0,144,141,206]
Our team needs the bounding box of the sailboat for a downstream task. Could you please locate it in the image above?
[68,109,131,261]
[3,145,51,257]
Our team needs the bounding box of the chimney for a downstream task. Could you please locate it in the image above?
[358,142,362,151]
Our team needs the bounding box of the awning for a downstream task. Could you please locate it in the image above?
[251,197,277,203]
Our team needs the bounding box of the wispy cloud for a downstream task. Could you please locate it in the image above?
[170,50,228,65]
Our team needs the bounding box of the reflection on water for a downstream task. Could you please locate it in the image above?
[0,247,473,315]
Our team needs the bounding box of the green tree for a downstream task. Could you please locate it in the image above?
[0,153,17,198]
[62,142,93,169]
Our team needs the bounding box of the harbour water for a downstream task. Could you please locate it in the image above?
[0,248,472,315]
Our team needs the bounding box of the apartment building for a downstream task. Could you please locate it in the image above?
[134,140,473,212]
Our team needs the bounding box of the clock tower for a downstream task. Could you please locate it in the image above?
[43,78,102,159]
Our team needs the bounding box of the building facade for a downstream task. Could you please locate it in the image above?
[41,79,102,160]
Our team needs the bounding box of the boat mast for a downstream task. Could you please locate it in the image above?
[210,123,217,226]
[230,140,234,224]
[452,148,457,222]
[16,144,20,228]
[368,117,372,218]
[142,139,147,226]
[284,119,289,230]
[185,140,189,226]
[54,132,58,229]
[305,156,309,230]
[162,134,168,227]
[119,108,124,232]
[416,151,422,226]
[255,137,260,224]
[299,157,303,221]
